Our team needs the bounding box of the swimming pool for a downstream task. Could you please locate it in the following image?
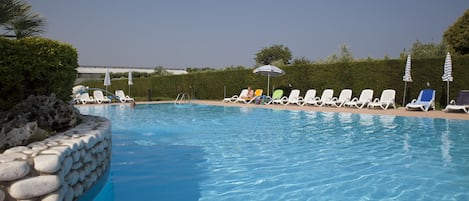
[78,103,469,200]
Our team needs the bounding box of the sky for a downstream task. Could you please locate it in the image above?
[26,0,468,69]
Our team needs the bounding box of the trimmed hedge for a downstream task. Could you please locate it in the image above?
[0,37,78,110]
[83,55,469,108]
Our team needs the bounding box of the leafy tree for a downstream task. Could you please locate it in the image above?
[443,9,469,55]
[338,44,354,63]
[255,44,292,65]
[224,65,247,70]
[152,66,170,76]
[0,0,18,24]
[0,0,46,39]
[186,67,216,73]
[316,44,354,64]
[400,40,447,59]
[292,56,313,65]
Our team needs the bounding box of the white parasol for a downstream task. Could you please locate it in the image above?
[128,70,133,97]
[402,54,412,105]
[104,68,111,96]
[441,52,453,105]
[253,65,285,96]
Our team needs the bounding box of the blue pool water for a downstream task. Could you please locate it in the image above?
[78,104,469,201]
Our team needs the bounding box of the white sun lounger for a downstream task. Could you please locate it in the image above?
[281,89,302,106]
[224,89,248,103]
[344,89,373,109]
[310,89,334,107]
[115,90,135,103]
[368,89,396,110]
[301,89,317,106]
[79,93,96,104]
[93,90,112,104]
[324,89,352,107]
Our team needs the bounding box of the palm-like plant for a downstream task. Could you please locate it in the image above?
[0,0,46,39]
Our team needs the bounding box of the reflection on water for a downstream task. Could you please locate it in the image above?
[441,119,452,165]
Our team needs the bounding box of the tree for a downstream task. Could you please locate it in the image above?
[400,40,446,59]
[0,0,46,39]
[443,9,469,55]
[292,56,313,65]
[255,44,292,65]
[224,65,247,70]
[152,66,170,76]
[338,44,353,63]
[317,44,354,64]
[186,67,216,73]
[0,0,18,25]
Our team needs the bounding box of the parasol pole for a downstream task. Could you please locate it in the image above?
[402,81,407,106]
[447,81,450,105]
[267,73,271,96]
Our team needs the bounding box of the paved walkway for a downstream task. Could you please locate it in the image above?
[191,100,469,120]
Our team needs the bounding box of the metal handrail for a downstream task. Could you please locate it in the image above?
[174,92,191,104]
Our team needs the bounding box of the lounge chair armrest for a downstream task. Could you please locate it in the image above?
[449,99,456,105]
[410,99,417,103]
[372,98,380,103]
[350,97,359,102]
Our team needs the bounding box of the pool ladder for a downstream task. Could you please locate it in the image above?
[174,92,191,104]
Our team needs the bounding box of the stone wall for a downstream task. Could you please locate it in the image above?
[0,116,111,201]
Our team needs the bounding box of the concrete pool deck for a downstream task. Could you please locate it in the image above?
[131,100,469,120]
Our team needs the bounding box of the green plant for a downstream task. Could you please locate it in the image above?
[81,55,469,108]
[0,37,78,110]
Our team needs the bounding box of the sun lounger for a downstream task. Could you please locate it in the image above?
[368,89,396,110]
[281,89,302,106]
[266,89,284,104]
[405,89,435,111]
[344,89,373,109]
[79,93,96,104]
[309,89,334,107]
[444,90,469,113]
[301,89,317,106]
[115,90,135,103]
[324,89,352,107]
[238,89,263,104]
[93,90,112,104]
[224,89,248,103]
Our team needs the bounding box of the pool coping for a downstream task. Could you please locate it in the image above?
[77,100,469,120]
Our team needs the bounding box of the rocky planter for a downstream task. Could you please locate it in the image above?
[0,115,111,201]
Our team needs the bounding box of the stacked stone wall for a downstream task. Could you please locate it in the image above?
[0,116,111,201]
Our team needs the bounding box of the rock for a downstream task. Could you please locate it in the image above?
[0,122,46,151]
[0,153,27,162]
[0,161,30,181]
[0,94,81,151]
[34,155,61,173]
[9,175,61,200]
[0,189,4,201]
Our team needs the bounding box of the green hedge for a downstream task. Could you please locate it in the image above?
[0,37,78,110]
[83,55,469,108]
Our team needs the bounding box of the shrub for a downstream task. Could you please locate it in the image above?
[82,55,469,108]
[0,37,78,110]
